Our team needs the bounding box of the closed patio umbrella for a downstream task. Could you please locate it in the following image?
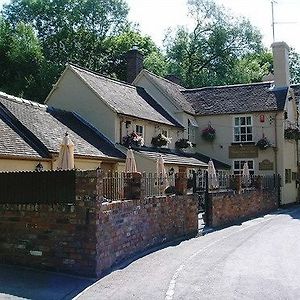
[156,155,169,193]
[207,159,219,189]
[242,162,251,186]
[57,132,75,170]
[125,148,137,173]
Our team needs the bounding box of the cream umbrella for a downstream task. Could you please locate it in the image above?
[156,155,169,193]
[125,148,137,173]
[207,159,219,189]
[242,162,251,186]
[57,132,75,170]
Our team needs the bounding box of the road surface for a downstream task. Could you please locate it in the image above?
[75,207,300,300]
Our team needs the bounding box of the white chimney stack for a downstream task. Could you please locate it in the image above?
[271,41,290,87]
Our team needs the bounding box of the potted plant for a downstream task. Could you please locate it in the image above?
[151,133,171,148]
[175,138,193,149]
[202,125,216,142]
[284,127,300,140]
[256,136,271,150]
[122,132,144,147]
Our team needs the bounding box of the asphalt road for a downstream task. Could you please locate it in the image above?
[75,207,300,300]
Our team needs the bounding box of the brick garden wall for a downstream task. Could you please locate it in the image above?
[0,171,198,277]
[207,189,279,228]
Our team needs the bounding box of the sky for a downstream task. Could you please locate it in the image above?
[0,0,299,51]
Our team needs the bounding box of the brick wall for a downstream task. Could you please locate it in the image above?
[0,170,198,277]
[207,189,279,228]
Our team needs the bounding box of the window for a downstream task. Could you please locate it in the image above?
[161,129,168,137]
[233,160,254,175]
[136,125,144,137]
[187,120,196,143]
[285,169,292,184]
[233,116,253,142]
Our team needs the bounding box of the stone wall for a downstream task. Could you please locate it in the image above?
[207,189,279,228]
[0,170,198,277]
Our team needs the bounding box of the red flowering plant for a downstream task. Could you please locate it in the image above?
[202,125,216,142]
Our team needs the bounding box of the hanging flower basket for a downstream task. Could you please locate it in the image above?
[175,138,193,149]
[202,125,216,142]
[256,137,271,150]
[151,134,171,147]
[122,132,144,147]
[284,127,300,140]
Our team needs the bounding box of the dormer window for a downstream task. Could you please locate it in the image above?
[233,116,253,142]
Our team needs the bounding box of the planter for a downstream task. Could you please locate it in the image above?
[202,126,216,142]
[175,138,193,149]
[284,128,300,140]
[151,134,171,148]
[256,137,271,150]
[123,132,144,147]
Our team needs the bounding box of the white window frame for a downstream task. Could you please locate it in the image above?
[135,124,144,138]
[187,120,196,143]
[233,159,255,175]
[233,115,253,143]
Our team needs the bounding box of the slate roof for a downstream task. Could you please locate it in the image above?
[0,117,42,159]
[70,65,182,127]
[134,146,228,169]
[182,82,289,116]
[142,70,195,115]
[0,92,125,160]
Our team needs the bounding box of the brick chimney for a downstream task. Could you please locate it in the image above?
[126,46,144,84]
[271,42,290,87]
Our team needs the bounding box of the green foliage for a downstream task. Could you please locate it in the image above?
[0,19,45,101]
[164,0,266,88]
[289,48,300,84]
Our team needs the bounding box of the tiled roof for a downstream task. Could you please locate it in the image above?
[142,70,195,114]
[70,65,181,127]
[138,149,208,167]
[182,82,288,115]
[0,117,42,159]
[0,92,125,160]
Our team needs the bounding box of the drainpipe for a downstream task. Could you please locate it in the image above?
[274,112,278,174]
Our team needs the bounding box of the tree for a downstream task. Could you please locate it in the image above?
[164,0,265,88]
[0,19,45,101]
[289,48,300,84]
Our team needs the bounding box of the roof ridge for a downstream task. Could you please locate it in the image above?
[143,69,186,89]
[68,63,136,90]
[0,91,47,110]
[183,81,273,92]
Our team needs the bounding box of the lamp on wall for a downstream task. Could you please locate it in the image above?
[35,162,43,172]
[168,167,175,176]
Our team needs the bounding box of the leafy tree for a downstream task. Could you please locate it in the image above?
[164,0,265,88]
[289,48,300,84]
[0,19,45,101]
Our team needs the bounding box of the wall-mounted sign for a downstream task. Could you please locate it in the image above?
[260,115,265,123]
[259,159,274,171]
[229,144,258,158]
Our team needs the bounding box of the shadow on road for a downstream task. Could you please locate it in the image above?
[0,264,94,300]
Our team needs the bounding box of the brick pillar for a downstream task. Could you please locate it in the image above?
[124,172,142,200]
[175,172,187,195]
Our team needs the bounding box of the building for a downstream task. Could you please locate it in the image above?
[133,42,298,205]
[0,92,125,172]
[45,64,229,174]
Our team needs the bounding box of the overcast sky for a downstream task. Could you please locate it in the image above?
[0,0,299,51]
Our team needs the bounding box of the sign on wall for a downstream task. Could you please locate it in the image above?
[259,159,274,171]
[229,144,258,158]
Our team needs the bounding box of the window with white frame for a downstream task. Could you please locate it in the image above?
[233,160,254,175]
[135,124,144,137]
[233,116,253,142]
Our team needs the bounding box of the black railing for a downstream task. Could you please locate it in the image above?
[0,170,76,204]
